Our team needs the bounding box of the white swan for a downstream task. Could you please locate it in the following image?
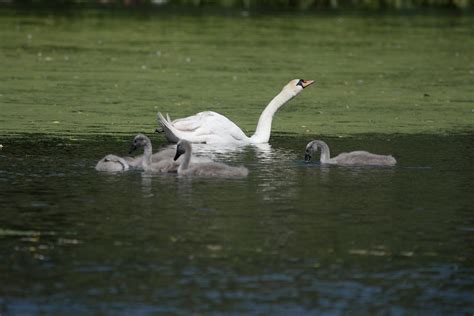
[95,154,130,172]
[304,140,397,166]
[173,140,249,177]
[157,79,314,144]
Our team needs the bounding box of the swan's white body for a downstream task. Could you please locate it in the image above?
[305,140,397,166]
[174,140,249,177]
[158,79,314,144]
[95,154,130,172]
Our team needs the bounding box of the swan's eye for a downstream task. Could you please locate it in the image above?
[296,79,304,87]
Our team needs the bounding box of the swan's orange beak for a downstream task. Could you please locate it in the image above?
[301,80,315,88]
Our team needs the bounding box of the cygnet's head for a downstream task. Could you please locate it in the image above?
[174,139,191,161]
[284,79,315,97]
[304,140,319,162]
[129,134,150,153]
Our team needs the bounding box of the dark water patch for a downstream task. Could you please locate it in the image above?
[0,133,473,314]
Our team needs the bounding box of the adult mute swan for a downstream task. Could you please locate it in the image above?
[157,79,314,144]
[304,140,397,166]
[174,140,249,177]
[95,154,130,172]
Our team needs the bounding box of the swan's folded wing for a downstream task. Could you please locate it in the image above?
[159,111,248,143]
[173,111,247,141]
[203,113,248,142]
[171,111,217,132]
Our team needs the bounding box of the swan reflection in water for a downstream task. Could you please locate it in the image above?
[188,141,273,160]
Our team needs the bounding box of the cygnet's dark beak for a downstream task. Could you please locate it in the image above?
[304,153,312,163]
[155,128,164,133]
[174,145,185,161]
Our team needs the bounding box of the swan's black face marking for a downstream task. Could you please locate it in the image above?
[174,144,186,161]
[304,151,312,162]
[296,79,304,87]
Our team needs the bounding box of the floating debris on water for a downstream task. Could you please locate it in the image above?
[0,228,56,237]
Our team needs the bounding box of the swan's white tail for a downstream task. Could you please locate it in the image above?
[157,112,180,143]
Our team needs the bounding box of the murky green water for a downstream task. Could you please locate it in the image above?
[0,133,473,314]
[1,10,473,315]
[1,12,473,136]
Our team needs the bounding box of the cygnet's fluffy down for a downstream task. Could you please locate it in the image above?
[174,140,249,177]
[128,135,213,172]
[127,147,212,171]
[305,140,396,166]
[124,147,176,170]
[129,134,183,172]
[95,154,130,172]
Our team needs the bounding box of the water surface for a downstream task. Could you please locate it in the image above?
[1,9,473,315]
[0,12,473,136]
[0,133,472,314]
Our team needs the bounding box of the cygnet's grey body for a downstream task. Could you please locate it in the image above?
[129,134,182,172]
[95,154,130,172]
[124,147,176,169]
[174,140,249,177]
[305,140,396,166]
[129,135,213,172]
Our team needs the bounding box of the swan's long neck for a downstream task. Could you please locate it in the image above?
[317,141,331,163]
[142,142,153,170]
[250,88,295,144]
[178,142,192,173]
